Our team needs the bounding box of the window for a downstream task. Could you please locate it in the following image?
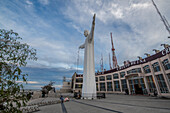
[75,84,82,88]
[106,75,112,80]
[167,73,170,83]
[129,80,135,94]
[76,74,83,77]
[152,62,161,72]
[162,59,170,70]
[107,82,113,91]
[127,68,141,74]
[134,79,139,84]
[96,83,98,91]
[76,78,83,83]
[96,77,98,82]
[113,73,119,79]
[100,83,106,91]
[143,65,151,73]
[140,78,145,90]
[127,70,131,74]
[146,76,156,93]
[121,79,127,91]
[114,81,120,91]
[99,76,105,81]
[156,74,168,93]
[120,72,125,78]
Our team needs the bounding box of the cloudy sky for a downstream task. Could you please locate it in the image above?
[0,0,169,89]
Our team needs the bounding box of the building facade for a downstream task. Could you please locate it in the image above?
[71,47,170,96]
[60,77,72,93]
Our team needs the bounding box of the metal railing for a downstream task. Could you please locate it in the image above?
[160,88,169,93]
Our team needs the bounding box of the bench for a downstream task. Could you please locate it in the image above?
[97,93,106,99]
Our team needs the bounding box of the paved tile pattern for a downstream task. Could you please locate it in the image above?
[33,94,170,113]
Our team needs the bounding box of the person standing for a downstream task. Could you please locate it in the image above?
[60,95,64,103]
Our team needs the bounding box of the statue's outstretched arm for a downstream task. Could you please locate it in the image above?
[88,14,96,43]
[79,43,85,49]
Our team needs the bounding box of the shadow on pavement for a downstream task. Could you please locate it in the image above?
[92,100,170,111]
[61,103,68,113]
[72,100,123,113]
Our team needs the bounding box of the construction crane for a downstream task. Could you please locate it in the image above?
[109,53,112,70]
[151,0,170,36]
[110,32,118,69]
[100,54,104,72]
[77,49,80,73]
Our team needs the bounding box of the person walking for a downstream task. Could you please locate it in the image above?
[60,95,64,103]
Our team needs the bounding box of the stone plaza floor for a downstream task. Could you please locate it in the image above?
[35,94,170,113]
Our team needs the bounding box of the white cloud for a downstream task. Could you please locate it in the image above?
[72,24,82,33]
[31,85,43,88]
[28,37,64,50]
[63,0,170,66]
[0,0,169,71]
[38,0,49,5]
[26,0,33,5]
[1,0,169,90]
[17,81,39,84]
[53,85,62,88]
[96,0,102,6]
[131,3,151,9]
[27,81,39,84]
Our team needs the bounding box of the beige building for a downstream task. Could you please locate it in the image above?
[60,77,72,93]
[71,72,83,93]
[71,46,170,97]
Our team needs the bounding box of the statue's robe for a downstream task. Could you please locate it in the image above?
[82,30,96,99]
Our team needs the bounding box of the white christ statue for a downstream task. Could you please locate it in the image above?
[79,14,96,99]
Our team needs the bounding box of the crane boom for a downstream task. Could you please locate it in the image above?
[110,32,118,69]
[151,0,170,35]
[109,53,112,70]
[100,54,104,72]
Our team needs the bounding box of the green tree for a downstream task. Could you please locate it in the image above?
[0,29,37,113]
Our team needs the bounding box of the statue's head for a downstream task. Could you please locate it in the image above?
[84,30,89,37]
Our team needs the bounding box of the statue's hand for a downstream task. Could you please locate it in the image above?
[93,20,95,25]
[92,14,96,25]
[93,14,96,20]
[79,45,85,49]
